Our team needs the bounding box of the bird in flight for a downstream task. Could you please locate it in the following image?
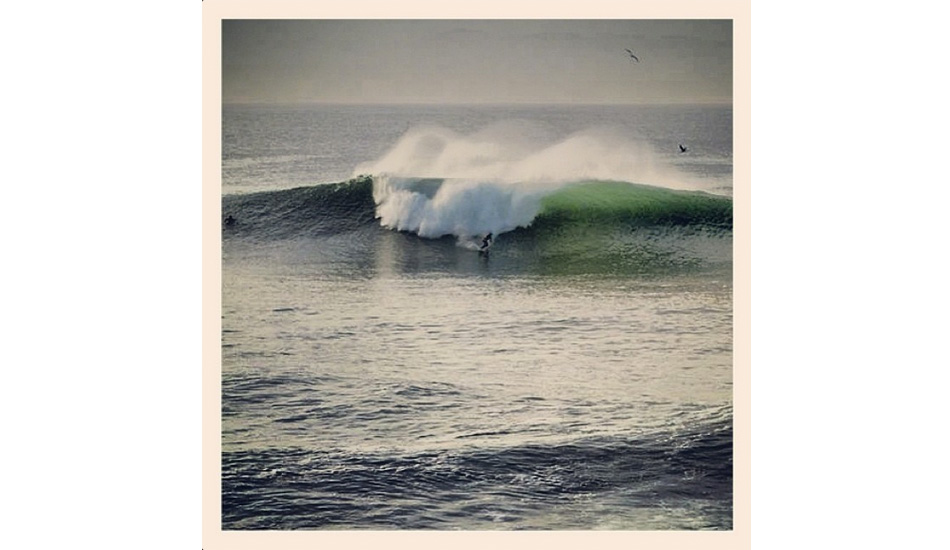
[679,144,689,153]
[625,48,640,62]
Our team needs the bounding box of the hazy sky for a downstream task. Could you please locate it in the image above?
[222,20,732,105]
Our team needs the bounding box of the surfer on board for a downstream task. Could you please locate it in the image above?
[480,233,493,251]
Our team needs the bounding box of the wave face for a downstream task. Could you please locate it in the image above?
[223,176,731,239]
[536,180,732,230]
[221,176,731,277]
[221,177,377,240]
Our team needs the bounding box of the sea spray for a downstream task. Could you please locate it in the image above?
[371,176,566,239]
[353,123,690,187]
[354,122,702,241]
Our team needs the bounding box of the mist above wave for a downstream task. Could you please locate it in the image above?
[353,122,697,239]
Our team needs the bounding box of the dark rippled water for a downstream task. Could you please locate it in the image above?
[223,414,732,529]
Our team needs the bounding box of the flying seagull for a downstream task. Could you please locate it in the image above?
[625,48,640,63]
[679,144,688,153]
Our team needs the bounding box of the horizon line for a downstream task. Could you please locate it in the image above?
[221,99,734,108]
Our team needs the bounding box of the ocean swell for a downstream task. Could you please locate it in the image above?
[221,176,732,243]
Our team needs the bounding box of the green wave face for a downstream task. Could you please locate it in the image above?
[536,181,732,230]
[501,181,733,276]
[222,178,733,277]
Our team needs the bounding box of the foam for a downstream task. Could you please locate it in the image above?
[372,175,559,239]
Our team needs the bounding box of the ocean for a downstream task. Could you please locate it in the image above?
[220,103,734,530]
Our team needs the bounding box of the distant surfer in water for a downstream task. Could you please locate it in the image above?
[480,233,493,251]
[225,215,235,226]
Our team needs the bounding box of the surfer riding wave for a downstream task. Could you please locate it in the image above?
[480,232,493,251]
